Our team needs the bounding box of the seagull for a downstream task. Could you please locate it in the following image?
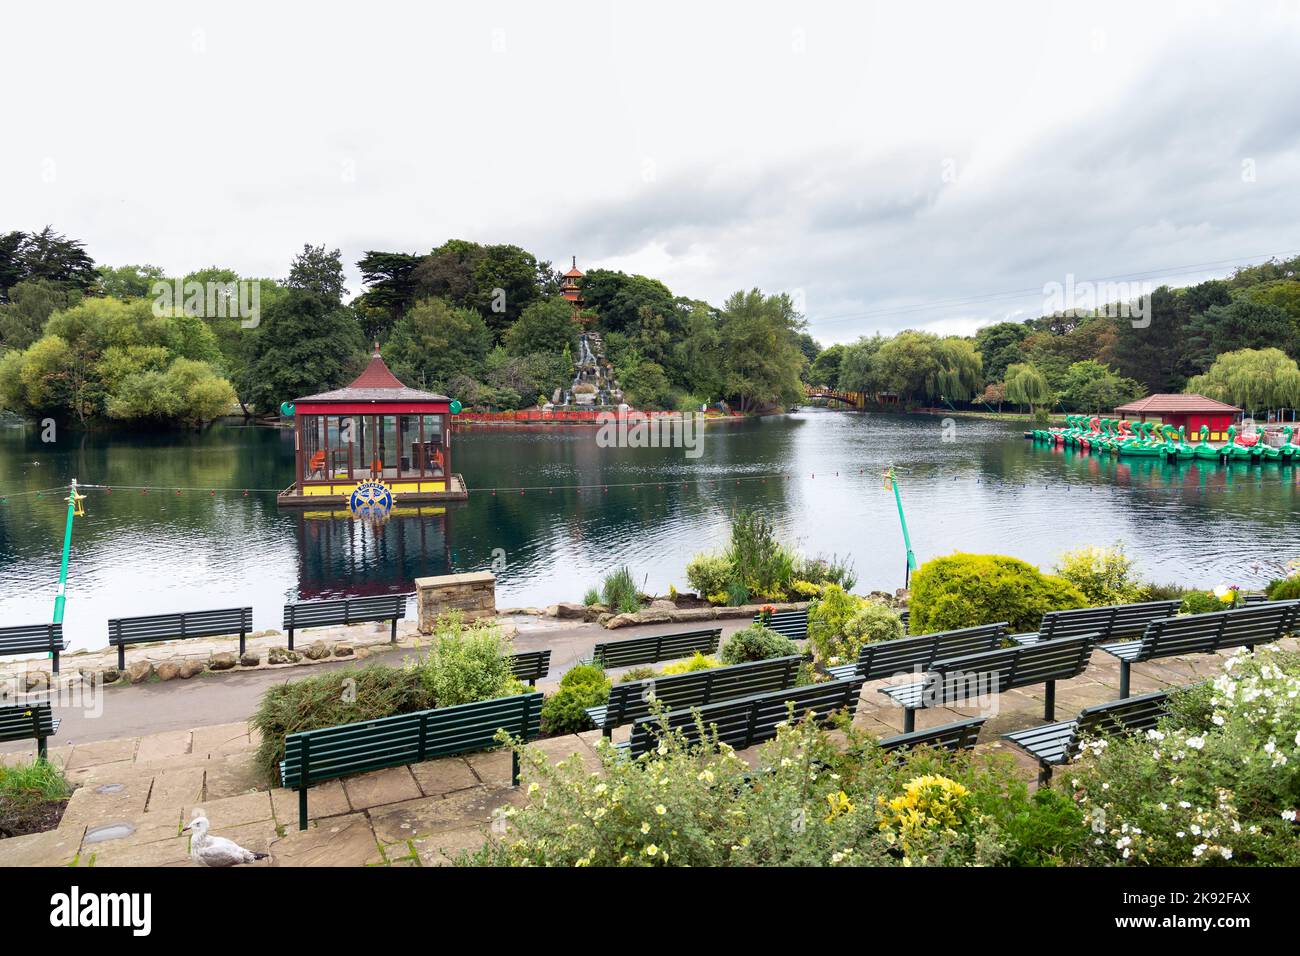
[183,815,268,867]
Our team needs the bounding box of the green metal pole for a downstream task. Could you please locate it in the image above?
[52,478,77,625]
[889,469,917,588]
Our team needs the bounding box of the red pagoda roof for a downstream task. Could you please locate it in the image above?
[563,255,583,279]
[294,343,450,403]
[1114,393,1242,414]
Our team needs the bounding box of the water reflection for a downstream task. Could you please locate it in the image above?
[1,411,1297,651]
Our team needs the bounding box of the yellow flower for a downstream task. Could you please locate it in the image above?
[641,822,651,834]
[527,783,539,794]
[655,804,667,816]
[645,844,659,857]
[824,790,855,822]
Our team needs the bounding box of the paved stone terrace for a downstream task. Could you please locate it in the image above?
[2,634,1288,867]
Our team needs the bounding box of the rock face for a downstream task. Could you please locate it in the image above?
[416,571,495,632]
[268,646,301,665]
[23,671,50,692]
[209,652,237,671]
[156,662,181,681]
[98,668,120,685]
[239,652,261,667]
[333,643,354,657]
[125,661,154,684]
[649,599,677,611]
[179,660,205,679]
[303,641,331,661]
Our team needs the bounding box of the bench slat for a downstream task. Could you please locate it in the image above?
[591,628,721,669]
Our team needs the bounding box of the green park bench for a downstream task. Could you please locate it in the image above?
[1002,687,1181,783]
[282,595,408,649]
[876,716,987,755]
[1009,599,1183,647]
[508,650,551,686]
[588,627,720,669]
[0,702,60,759]
[827,622,1008,681]
[585,654,805,738]
[108,607,253,670]
[1101,600,1299,697]
[0,623,68,674]
[281,691,543,830]
[878,633,1098,733]
[624,675,865,759]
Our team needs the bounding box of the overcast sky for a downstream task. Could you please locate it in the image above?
[5,1,1299,344]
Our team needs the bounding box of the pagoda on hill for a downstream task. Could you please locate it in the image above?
[560,256,588,325]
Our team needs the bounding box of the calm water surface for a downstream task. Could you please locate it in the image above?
[1,410,1296,650]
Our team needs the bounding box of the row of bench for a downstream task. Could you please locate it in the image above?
[0,595,411,673]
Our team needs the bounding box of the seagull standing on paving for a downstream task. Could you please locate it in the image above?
[183,815,268,866]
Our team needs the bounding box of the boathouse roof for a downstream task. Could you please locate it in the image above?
[294,344,450,404]
[1114,393,1242,415]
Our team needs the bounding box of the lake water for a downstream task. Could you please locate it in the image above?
[1,410,1296,651]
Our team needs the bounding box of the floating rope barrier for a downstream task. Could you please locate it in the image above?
[2,465,1298,506]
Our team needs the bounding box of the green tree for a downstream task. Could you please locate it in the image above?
[808,343,846,388]
[287,244,348,304]
[837,335,886,394]
[98,264,165,299]
[1184,299,1300,368]
[471,244,541,336]
[8,227,99,296]
[355,250,422,332]
[502,297,577,357]
[0,279,79,351]
[1058,360,1144,412]
[1004,362,1052,412]
[871,331,941,402]
[1186,348,1300,413]
[582,270,676,335]
[621,359,674,408]
[716,289,806,413]
[929,337,983,402]
[240,289,366,413]
[974,321,1028,383]
[384,297,491,393]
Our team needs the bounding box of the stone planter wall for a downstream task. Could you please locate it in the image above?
[416,571,497,631]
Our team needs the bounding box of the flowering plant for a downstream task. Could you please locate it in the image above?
[1066,647,1300,865]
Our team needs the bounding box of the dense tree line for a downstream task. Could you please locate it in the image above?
[807,255,1300,416]
[0,229,813,425]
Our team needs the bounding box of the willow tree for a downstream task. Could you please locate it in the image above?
[1186,348,1300,414]
[1003,362,1052,412]
[929,337,984,402]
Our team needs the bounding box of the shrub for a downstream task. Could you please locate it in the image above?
[908,553,1088,634]
[807,584,864,644]
[1267,577,1300,601]
[1143,582,1187,602]
[410,616,523,708]
[1063,647,1300,865]
[618,666,658,683]
[1180,590,1224,615]
[797,554,857,592]
[790,579,822,598]
[1054,544,1147,606]
[725,578,750,607]
[251,663,432,784]
[464,710,1074,867]
[601,566,641,614]
[540,665,611,735]
[686,554,733,598]
[725,508,799,599]
[659,652,719,675]
[719,624,799,664]
[834,604,905,664]
[582,587,600,606]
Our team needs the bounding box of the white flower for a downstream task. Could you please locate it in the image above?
[1186,736,1205,750]
[1282,809,1297,822]
[1192,844,1207,858]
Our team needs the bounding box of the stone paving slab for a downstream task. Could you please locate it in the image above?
[342,766,422,811]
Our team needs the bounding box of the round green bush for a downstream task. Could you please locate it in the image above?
[1179,590,1224,615]
[686,554,733,597]
[1266,577,1300,601]
[720,624,799,664]
[540,665,611,736]
[908,553,1088,634]
[811,602,903,665]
